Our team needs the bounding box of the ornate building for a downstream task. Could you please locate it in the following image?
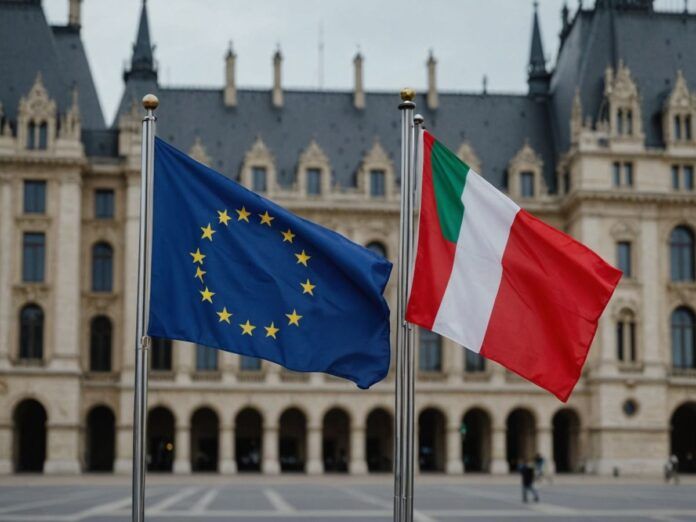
[0,0,695,476]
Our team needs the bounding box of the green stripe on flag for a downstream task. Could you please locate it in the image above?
[431,139,469,243]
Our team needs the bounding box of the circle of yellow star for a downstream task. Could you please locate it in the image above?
[281,229,295,243]
[264,322,280,339]
[295,250,311,266]
[301,279,316,295]
[200,287,215,303]
[236,206,251,222]
[286,309,303,326]
[239,320,256,336]
[190,248,206,264]
[201,223,216,241]
[217,307,232,324]
[259,211,274,226]
[217,209,231,226]
[194,266,206,282]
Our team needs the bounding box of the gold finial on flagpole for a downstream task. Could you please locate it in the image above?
[400,87,416,101]
[142,93,159,110]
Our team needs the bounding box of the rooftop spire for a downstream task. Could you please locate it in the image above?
[125,0,157,82]
[528,2,551,98]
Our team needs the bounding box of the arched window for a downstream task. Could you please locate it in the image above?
[38,122,48,149]
[92,242,113,292]
[617,109,624,135]
[672,307,695,370]
[90,316,112,372]
[19,304,43,360]
[616,309,636,363]
[418,328,442,372]
[675,115,683,141]
[626,109,633,135]
[670,226,695,282]
[366,241,387,259]
[686,115,693,141]
[27,122,36,149]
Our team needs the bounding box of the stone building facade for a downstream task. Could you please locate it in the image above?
[0,0,695,476]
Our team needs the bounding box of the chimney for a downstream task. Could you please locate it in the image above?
[427,50,438,110]
[353,52,365,110]
[272,47,283,108]
[224,42,237,107]
[68,0,82,28]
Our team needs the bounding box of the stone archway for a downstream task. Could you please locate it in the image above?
[553,408,581,473]
[191,408,219,472]
[279,408,306,472]
[86,405,115,472]
[418,408,446,472]
[671,402,696,473]
[506,408,536,472]
[366,408,392,472]
[462,408,491,473]
[147,407,175,472]
[13,399,47,472]
[322,408,350,473]
[235,408,262,472]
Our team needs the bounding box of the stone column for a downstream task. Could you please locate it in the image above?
[262,423,280,474]
[0,174,12,369]
[114,423,133,474]
[446,422,463,474]
[51,173,81,371]
[306,421,322,474]
[490,426,508,474]
[0,422,12,474]
[537,425,555,474]
[44,422,80,474]
[220,423,236,474]
[121,174,141,380]
[173,425,191,474]
[350,425,367,475]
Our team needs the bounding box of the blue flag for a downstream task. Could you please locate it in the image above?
[148,138,393,388]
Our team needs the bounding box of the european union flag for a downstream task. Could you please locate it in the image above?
[148,138,393,388]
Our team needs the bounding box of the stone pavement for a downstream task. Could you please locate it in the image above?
[0,475,695,521]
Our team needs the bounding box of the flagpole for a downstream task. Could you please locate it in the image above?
[395,88,416,522]
[132,93,158,522]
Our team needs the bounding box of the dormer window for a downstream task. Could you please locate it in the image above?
[18,74,56,152]
[241,137,276,195]
[508,142,545,200]
[358,139,394,199]
[675,115,682,141]
[370,169,386,197]
[306,168,321,196]
[520,171,535,198]
[603,62,643,142]
[297,139,331,197]
[663,71,696,147]
[252,166,267,193]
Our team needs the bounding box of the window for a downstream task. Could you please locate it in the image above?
[240,355,261,371]
[617,109,624,135]
[252,166,267,193]
[38,123,47,149]
[686,115,692,141]
[612,162,633,188]
[95,189,115,219]
[196,344,218,371]
[23,180,46,214]
[670,226,695,282]
[418,328,442,372]
[19,304,43,360]
[92,242,113,292]
[616,310,636,363]
[671,307,695,370]
[307,168,321,196]
[22,232,45,282]
[626,110,633,135]
[520,171,535,198]
[90,316,112,372]
[617,241,632,277]
[150,338,172,371]
[624,163,634,187]
[370,169,386,197]
[366,241,387,259]
[673,165,680,190]
[613,162,621,187]
[685,166,694,191]
[464,350,486,373]
[27,122,36,150]
[675,115,682,141]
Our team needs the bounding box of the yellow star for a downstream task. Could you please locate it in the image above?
[301,279,316,295]
[286,309,303,326]
[281,229,295,243]
[190,248,206,264]
[217,307,232,324]
[264,322,280,339]
[239,320,256,336]
[259,211,274,226]
[194,266,206,283]
[295,250,311,266]
[200,287,215,303]
[218,209,231,226]
[236,206,251,222]
[201,223,216,241]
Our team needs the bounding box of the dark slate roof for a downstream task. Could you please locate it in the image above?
[83,129,119,158]
[119,86,555,192]
[0,0,104,130]
[551,6,696,152]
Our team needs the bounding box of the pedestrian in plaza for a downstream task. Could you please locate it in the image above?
[665,454,680,485]
[534,452,553,484]
[520,461,540,503]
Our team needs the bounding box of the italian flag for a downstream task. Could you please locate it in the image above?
[406,131,622,401]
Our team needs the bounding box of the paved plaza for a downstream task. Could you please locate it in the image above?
[0,475,695,521]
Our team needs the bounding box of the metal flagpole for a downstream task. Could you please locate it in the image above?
[132,93,158,522]
[394,88,416,522]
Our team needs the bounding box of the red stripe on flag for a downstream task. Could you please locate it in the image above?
[480,210,622,402]
[406,132,458,329]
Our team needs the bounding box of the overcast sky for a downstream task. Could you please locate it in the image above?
[43,0,687,124]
